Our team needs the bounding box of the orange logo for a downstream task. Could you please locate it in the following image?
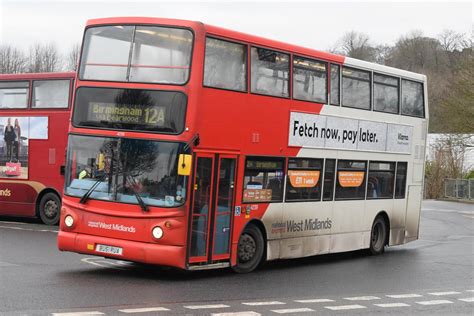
[338,171,365,187]
[288,170,320,188]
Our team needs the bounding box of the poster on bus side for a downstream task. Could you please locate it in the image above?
[0,116,48,179]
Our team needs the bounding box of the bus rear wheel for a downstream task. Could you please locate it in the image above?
[369,216,387,255]
[232,224,264,273]
[39,192,61,225]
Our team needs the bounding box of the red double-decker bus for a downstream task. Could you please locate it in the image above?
[0,72,74,225]
[59,17,427,272]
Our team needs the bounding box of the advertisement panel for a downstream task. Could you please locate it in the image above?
[0,116,48,179]
[288,112,413,154]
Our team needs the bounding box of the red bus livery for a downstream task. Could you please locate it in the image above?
[58,17,428,272]
[0,72,74,225]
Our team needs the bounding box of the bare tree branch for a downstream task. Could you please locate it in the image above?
[27,42,61,73]
[65,43,81,71]
[0,45,27,74]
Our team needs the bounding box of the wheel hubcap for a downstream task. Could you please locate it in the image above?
[44,200,58,219]
[238,234,256,263]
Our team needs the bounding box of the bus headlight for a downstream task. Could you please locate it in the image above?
[152,226,164,239]
[64,215,74,228]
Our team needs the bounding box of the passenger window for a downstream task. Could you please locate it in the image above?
[401,80,424,117]
[0,81,29,109]
[330,64,340,105]
[243,157,285,203]
[250,47,289,97]
[374,74,399,114]
[342,67,371,110]
[323,159,336,201]
[293,56,327,103]
[32,80,70,108]
[204,37,247,92]
[285,158,322,201]
[367,161,395,199]
[335,160,367,200]
[395,162,408,198]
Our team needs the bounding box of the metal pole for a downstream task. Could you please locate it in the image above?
[455,180,459,199]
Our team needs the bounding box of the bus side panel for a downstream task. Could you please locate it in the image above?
[405,185,422,242]
[27,112,69,196]
[277,201,333,259]
[390,198,408,246]
[0,182,37,216]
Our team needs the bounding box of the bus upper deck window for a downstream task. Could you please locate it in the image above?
[250,47,289,98]
[0,81,29,109]
[32,80,70,108]
[401,80,424,117]
[342,67,371,110]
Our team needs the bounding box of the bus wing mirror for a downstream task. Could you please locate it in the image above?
[178,154,192,176]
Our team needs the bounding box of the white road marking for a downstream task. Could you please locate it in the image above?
[271,308,314,314]
[386,294,423,298]
[0,261,19,267]
[467,290,474,292]
[294,298,334,303]
[52,312,104,316]
[458,297,474,302]
[374,303,410,308]
[119,307,170,313]
[242,301,286,306]
[0,225,58,233]
[81,258,128,270]
[462,215,474,219]
[184,304,230,309]
[0,220,27,225]
[416,300,453,305]
[212,312,261,316]
[97,260,129,268]
[344,296,380,301]
[428,291,461,296]
[324,304,366,310]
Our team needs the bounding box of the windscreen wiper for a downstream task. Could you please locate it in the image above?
[79,174,107,204]
[125,174,148,212]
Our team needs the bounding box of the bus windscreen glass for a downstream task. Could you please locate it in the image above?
[73,87,186,134]
[79,25,193,84]
[65,135,187,208]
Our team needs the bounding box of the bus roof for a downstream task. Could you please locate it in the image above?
[86,17,426,81]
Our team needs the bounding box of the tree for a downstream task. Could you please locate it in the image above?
[437,29,470,52]
[332,31,377,62]
[425,134,473,198]
[27,42,62,73]
[0,45,27,74]
[387,30,450,74]
[436,56,474,133]
[65,43,81,71]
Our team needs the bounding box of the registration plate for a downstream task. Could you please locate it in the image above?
[95,244,123,256]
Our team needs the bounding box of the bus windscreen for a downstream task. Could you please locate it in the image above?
[79,25,193,84]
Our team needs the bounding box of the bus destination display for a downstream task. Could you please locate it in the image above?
[73,87,186,134]
[87,102,166,126]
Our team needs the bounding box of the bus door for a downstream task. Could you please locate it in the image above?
[189,153,237,264]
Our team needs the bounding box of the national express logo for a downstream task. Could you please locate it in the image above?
[0,188,11,197]
[271,218,332,234]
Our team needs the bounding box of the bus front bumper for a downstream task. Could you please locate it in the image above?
[58,231,186,269]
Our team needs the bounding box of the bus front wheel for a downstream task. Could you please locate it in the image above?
[39,192,61,225]
[369,216,387,255]
[232,224,264,273]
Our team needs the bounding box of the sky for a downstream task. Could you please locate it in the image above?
[0,0,472,55]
